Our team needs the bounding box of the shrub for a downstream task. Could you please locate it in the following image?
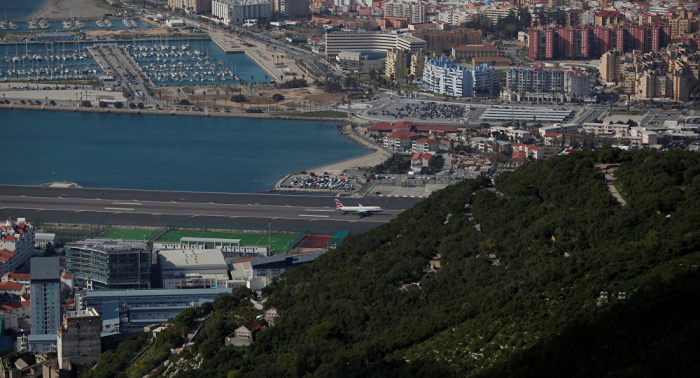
[231,94,247,103]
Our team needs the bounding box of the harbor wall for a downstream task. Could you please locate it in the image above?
[0,103,349,122]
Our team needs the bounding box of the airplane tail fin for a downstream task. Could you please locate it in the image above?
[334,199,343,209]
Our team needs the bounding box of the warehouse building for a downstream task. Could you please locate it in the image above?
[158,248,231,289]
[84,288,231,330]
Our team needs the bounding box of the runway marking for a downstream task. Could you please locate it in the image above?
[58,196,63,199]
[113,202,142,206]
[104,207,134,211]
[299,214,329,218]
[305,209,335,212]
[171,200,176,203]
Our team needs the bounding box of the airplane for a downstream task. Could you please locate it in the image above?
[335,199,383,216]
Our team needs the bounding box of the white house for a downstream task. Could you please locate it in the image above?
[411,152,433,172]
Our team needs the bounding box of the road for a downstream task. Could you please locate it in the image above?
[0,185,421,232]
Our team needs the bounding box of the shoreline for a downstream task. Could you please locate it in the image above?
[0,103,352,122]
[309,150,389,173]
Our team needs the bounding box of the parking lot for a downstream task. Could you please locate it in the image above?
[277,173,367,193]
[374,101,467,120]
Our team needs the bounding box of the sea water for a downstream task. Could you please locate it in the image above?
[0,0,47,20]
[0,109,367,193]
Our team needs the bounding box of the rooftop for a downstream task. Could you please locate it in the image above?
[84,287,232,299]
[453,45,498,50]
[67,239,149,252]
[30,256,61,281]
[159,248,227,269]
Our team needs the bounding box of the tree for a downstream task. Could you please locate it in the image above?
[272,93,285,102]
[99,101,107,108]
[231,94,247,103]
[81,100,91,107]
[428,155,445,171]
[480,16,493,31]
[44,242,55,257]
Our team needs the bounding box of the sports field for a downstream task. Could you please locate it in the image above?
[157,230,298,254]
[100,228,160,241]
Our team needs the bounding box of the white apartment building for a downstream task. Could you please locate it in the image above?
[422,57,498,97]
[489,126,532,142]
[213,0,272,25]
[384,1,426,24]
[506,67,590,99]
[412,138,439,153]
[0,218,35,276]
[630,126,658,145]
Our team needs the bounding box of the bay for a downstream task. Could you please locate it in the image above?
[0,0,47,20]
[0,109,367,193]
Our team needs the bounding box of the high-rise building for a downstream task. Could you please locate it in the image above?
[528,25,671,60]
[64,239,152,290]
[28,256,61,353]
[273,0,309,19]
[0,217,35,276]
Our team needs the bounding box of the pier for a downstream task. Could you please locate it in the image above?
[86,45,157,105]
[208,31,290,82]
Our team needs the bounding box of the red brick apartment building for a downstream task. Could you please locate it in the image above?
[528,25,672,60]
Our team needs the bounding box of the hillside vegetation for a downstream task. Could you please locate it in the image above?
[106,148,700,378]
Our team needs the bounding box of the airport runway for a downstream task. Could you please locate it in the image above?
[0,185,421,232]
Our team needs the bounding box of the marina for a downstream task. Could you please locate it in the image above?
[0,18,149,32]
[125,41,239,86]
[0,42,100,81]
[0,40,267,85]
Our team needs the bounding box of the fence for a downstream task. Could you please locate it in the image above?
[29,217,364,245]
[285,229,308,252]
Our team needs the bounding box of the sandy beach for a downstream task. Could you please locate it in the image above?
[29,0,111,21]
[311,150,390,173]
